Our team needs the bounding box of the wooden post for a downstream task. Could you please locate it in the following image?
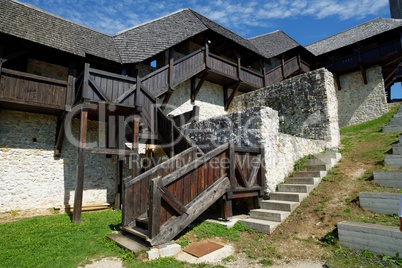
[114,160,123,210]
[72,106,88,222]
[149,177,162,238]
[168,47,174,90]
[204,40,210,69]
[132,115,140,178]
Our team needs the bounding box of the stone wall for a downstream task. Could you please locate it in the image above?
[0,109,117,213]
[336,65,388,127]
[185,106,327,192]
[164,79,239,121]
[228,68,339,149]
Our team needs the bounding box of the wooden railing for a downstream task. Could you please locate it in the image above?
[147,143,230,245]
[122,146,199,226]
[0,67,72,110]
[325,40,402,72]
[122,141,265,245]
[81,64,137,107]
[264,55,310,87]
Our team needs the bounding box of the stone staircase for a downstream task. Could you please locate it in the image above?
[239,152,341,233]
[382,106,402,133]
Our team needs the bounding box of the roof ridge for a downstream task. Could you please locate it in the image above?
[114,8,190,36]
[249,30,281,40]
[10,0,113,38]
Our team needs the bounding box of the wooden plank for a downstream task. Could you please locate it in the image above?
[149,175,230,246]
[1,67,67,85]
[161,143,229,187]
[149,177,162,239]
[235,156,249,188]
[158,184,188,215]
[86,147,134,155]
[88,76,110,102]
[248,155,261,187]
[88,67,137,82]
[72,108,88,223]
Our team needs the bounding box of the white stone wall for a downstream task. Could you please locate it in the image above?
[164,79,239,121]
[337,65,388,127]
[0,110,117,213]
[260,108,326,192]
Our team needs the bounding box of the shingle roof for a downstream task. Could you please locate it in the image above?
[114,9,262,64]
[249,30,301,58]
[306,18,402,56]
[0,0,121,62]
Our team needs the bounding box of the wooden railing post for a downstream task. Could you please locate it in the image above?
[149,176,162,238]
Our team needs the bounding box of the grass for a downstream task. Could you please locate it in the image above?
[1,106,402,267]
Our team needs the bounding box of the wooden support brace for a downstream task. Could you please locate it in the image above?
[72,107,88,223]
[224,82,241,111]
[360,65,368,84]
[161,90,173,111]
[191,72,207,102]
[54,114,66,157]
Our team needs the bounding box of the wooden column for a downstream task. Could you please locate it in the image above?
[132,115,141,178]
[72,106,88,222]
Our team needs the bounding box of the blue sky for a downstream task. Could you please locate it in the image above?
[19,0,391,46]
[18,0,402,98]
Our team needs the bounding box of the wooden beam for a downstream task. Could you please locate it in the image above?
[72,107,88,223]
[235,157,250,188]
[168,48,174,91]
[248,155,261,187]
[88,76,111,102]
[224,82,241,111]
[149,177,162,238]
[132,115,141,179]
[115,160,123,210]
[158,183,188,216]
[191,72,207,102]
[134,76,143,112]
[161,90,173,111]
[54,114,65,157]
[360,65,368,84]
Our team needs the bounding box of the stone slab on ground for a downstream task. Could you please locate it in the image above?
[176,243,235,264]
[338,221,402,257]
[373,171,402,188]
[147,242,182,260]
[358,192,401,215]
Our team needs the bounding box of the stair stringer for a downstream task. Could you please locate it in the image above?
[148,176,230,246]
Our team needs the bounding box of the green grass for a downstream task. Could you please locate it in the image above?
[0,210,125,268]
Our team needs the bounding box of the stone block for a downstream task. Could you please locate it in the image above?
[338,221,402,257]
[359,192,401,215]
[373,171,402,188]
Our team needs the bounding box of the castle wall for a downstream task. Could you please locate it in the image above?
[336,65,388,127]
[0,109,117,213]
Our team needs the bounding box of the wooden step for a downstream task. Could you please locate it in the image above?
[108,233,150,253]
[122,225,149,240]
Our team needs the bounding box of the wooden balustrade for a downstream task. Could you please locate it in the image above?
[0,67,70,111]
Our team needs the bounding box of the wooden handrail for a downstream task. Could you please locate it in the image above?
[1,67,68,85]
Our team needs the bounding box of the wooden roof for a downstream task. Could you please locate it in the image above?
[0,0,121,62]
[306,18,402,56]
[249,30,301,59]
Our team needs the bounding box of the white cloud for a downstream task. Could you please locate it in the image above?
[19,0,390,36]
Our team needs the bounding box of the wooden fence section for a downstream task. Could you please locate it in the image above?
[264,55,310,87]
[173,49,205,86]
[122,146,199,226]
[0,67,70,110]
[82,64,137,107]
[325,40,402,72]
[147,143,230,245]
[122,141,265,245]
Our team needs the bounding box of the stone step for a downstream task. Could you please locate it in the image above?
[399,135,402,143]
[309,153,340,167]
[260,200,299,212]
[300,164,330,172]
[286,177,320,185]
[384,155,402,168]
[269,192,307,202]
[393,144,402,155]
[249,209,290,222]
[278,184,314,193]
[338,221,402,257]
[382,126,402,133]
[307,158,326,166]
[373,171,402,188]
[359,192,401,215]
[239,218,280,234]
[292,171,326,178]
